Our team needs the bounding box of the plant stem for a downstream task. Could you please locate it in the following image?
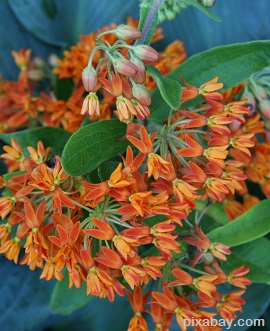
[138,0,165,45]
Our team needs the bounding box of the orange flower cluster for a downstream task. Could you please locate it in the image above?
[220,67,270,220]
[0,21,256,331]
[0,18,185,134]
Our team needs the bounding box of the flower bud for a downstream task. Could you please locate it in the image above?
[33,56,46,69]
[27,69,45,81]
[259,99,270,120]
[82,66,97,92]
[202,252,215,265]
[130,56,146,84]
[229,119,242,133]
[115,24,142,40]
[48,54,59,68]
[132,45,159,62]
[113,59,138,76]
[199,0,216,7]
[132,84,151,107]
[241,90,256,115]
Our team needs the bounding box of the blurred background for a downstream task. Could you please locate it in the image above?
[0,0,270,330]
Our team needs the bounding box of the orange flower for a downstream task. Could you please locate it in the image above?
[152,286,200,331]
[147,153,175,181]
[79,247,121,299]
[0,236,21,263]
[11,49,31,70]
[49,219,81,272]
[84,217,137,260]
[95,247,146,289]
[126,286,151,331]
[1,138,25,171]
[127,125,156,155]
[228,266,251,289]
[199,76,223,100]
[230,133,255,156]
[27,141,52,165]
[0,196,16,220]
[178,134,204,158]
[28,161,75,213]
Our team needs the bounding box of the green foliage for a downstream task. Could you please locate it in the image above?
[150,41,270,123]
[207,200,270,246]
[146,65,182,109]
[53,76,74,101]
[181,0,221,22]
[0,258,55,330]
[62,120,129,176]
[222,238,270,285]
[0,127,71,157]
[137,0,159,45]
[50,271,92,315]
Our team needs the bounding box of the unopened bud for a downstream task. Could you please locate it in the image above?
[48,54,59,68]
[27,69,45,81]
[132,45,159,62]
[82,66,97,92]
[199,0,216,7]
[114,59,138,76]
[115,24,142,40]
[259,99,270,120]
[241,90,256,115]
[202,252,215,265]
[229,119,242,133]
[33,56,46,69]
[132,84,151,107]
[130,56,146,84]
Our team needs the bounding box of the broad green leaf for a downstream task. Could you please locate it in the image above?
[49,295,133,331]
[62,119,129,176]
[50,270,92,315]
[222,238,270,285]
[0,257,55,330]
[146,65,182,110]
[137,0,159,45]
[0,127,71,157]
[207,200,270,246]
[7,0,139,46]
[98,160,120,181]
[150,40,270,123]
[53,76,74,101]
[181,0,221,22]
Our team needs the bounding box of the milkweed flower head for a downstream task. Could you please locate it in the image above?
[0,16,259,331]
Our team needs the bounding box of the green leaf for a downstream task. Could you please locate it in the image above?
[137,0,159,45]
[50,271,92,315]
[146,65,182,110]
[207,200,270,246]
[181,0,221,22]
[98,161,120,182]
[222,238,270,285]
[150,40,270,124]
[53,76,74,101]
[62,119,129,176]
[0,258,55,330]
[0,127,71,157]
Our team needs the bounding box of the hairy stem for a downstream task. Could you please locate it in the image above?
[138,0,165,45]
